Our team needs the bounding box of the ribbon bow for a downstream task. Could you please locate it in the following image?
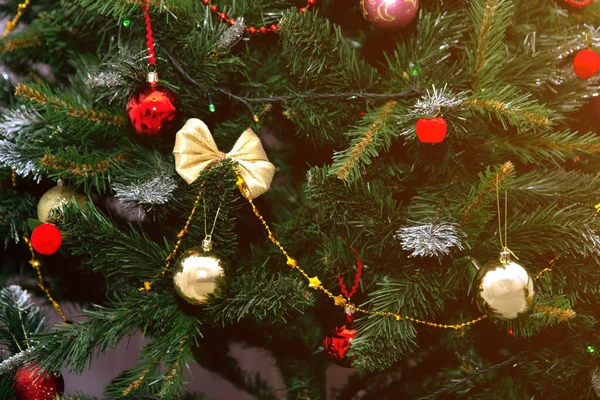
[173,118,275,199]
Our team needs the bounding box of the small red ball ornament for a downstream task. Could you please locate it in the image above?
[416,117,447,143]
[573,49,600,79]
[361,0,419,30]
[31,223,62,255]
[323,324,357,367]
[126,72,178,136]
[563,0,592,8]
[13,364,64,400]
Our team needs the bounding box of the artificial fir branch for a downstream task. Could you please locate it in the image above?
[15,83,126,125]
[0,34,42,52]
[333,101,398,181]
[40,152,129,177]
[474,0,501,75]
[465,98,550,128]
[460,161,514,228]
[533,305,576,322]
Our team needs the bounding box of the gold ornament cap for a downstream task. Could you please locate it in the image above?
[147,71,159,84]
[172,247,224,305]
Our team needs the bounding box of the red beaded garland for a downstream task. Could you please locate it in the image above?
[201,0,316,34]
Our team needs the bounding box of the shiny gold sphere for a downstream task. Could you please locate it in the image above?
[37,185,87,223]
[475,260,535,320]
[172,247,224,305]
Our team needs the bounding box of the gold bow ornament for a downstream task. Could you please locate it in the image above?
[173,118,275,199]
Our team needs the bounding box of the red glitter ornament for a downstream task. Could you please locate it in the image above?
[323,323,357,367]
[416,117,447,144]
[573,49,600,79]
[31,223,62,255]
[126,73,178,136]
[13,364,64,400]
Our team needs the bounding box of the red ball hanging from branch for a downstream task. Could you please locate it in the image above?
[416,117,447,144]
[563,0,592,8]
[126,72,179,136]
[13,364,64,400]
[323,323,357,367]
[31,223,62,255]
[572,49,600,79]
[127,0,179,136]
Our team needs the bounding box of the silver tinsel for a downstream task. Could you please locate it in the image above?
[412,85,468,118]
[395,222,465,258]
[86,71,125,88]
[0,347,35,375]
[581,228,600,257]
[592,367,600,398]
[0,106,42,140]
[0,140,41,180]
[112,176,177,206]
[217,18,245,52]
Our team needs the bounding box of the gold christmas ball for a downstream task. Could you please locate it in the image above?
[37,184,87,223]
[172,247,224,305]
[475,259,535,320]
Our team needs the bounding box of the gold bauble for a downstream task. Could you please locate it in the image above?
[475,259,535,320]
[37,184,87,223]
[172,247,224,305]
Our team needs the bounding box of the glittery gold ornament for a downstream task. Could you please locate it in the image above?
[37,180,87,223]
[172,240,224,305]
[475,252,535,320]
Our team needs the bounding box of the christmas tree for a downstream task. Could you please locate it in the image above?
[2,0,600,398]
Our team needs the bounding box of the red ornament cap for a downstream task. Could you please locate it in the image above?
[416,117,447,144]
[126,73,178,136]
[573,49,600,79]
[323,324,357,368]
[13,364,64,400]
[31,223,62,255]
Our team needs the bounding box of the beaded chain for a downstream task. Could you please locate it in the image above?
[200,0,317,35]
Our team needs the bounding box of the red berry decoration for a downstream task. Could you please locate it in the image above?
[323,324,357,367]
[573,49,600,79]
[31,223,62,255]
[416,117,447,144]
[13,364,64,400]
[564,0,592,8]
[126,72,178,136]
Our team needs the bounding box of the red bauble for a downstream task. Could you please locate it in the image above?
[563,0,592,8]
[416,117,447,143]
[126,73,178,136]
[361,0,419,30]
[573,49,600,79]
[31,223,62,255]
[13,364,64,400]
[323,324,357,368]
